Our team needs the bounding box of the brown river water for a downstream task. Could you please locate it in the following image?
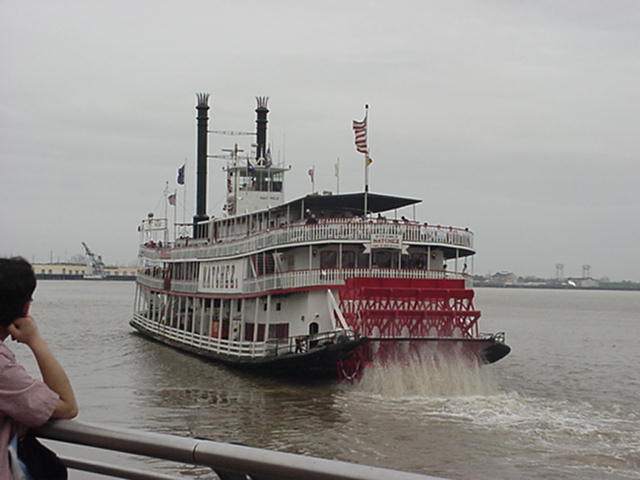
[12,281,640,479]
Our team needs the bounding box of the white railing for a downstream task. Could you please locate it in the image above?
[150,220,472,261]
[137,268,466,295]
[243,268,464,294]
[131,314,358,360]
[132,313,269,358]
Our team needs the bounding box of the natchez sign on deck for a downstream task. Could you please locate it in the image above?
[363,234,408,253]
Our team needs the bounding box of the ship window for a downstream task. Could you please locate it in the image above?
[263,302,267,311]
[268,323,289,339]
[357,252,369,268]
[374,251,392,268]
[342,251,355,268]
[276,302,281,311]
[244,323,254,341]
[256,324,265,341]
[410,253,427,269]
[320,250,337,268]
[237,300,242,312]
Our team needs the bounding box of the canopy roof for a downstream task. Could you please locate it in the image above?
[281,192,421,216]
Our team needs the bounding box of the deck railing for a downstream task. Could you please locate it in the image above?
[242,267,465,294]
[131,314,358,359]
[36,419,447,480]
[132,313,269,358]
[136,267,468,295]
[142,220,473,261]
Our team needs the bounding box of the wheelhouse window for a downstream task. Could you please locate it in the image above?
[252,170,283,192]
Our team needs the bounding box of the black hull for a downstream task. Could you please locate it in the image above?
[480,341,511,364]
[130,320,367,378]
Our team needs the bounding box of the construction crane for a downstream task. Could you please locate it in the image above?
[81,242,106,279]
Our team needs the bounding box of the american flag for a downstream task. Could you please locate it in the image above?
[352,116,368,155]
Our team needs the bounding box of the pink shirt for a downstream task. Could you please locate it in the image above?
[0,341,59,480]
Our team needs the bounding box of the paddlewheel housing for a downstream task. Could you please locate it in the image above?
[335,277,483,380]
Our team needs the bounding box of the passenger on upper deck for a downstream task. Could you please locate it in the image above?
[304,210,318,224]
[0,257,78,478]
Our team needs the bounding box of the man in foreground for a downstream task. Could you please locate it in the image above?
[0,257,78,478]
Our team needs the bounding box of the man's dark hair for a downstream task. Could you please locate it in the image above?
[0,257,37,327]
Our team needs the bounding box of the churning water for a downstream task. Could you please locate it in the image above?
[357,352,499,397]
[13,282,640,479]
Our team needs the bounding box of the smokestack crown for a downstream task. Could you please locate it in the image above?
[255,96,269,160]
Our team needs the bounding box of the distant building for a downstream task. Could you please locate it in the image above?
[32,263,135,280]
[32,263,88,277]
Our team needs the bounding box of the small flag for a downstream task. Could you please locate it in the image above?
[307,167,315,182]
[177,164,185,185]
[265,146,272,167]
[167,193,176,206]
[366,156,373,166]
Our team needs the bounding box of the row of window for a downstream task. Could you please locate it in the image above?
[318,249,432,269]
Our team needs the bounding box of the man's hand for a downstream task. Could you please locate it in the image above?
[8,316,42,346]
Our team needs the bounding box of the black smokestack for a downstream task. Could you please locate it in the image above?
[255,96,269,161]
[194,93,210,232]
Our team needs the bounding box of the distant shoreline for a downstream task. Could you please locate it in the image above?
[35,274,135,281]
[475,284,640,292]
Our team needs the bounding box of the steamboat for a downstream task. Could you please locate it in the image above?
[131,94,510,380]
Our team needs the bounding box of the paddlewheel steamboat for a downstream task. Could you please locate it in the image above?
[131,94,510,380]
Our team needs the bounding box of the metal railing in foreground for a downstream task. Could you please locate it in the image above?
[36,419,447,480]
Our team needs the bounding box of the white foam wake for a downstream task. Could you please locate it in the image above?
[355,349,499,397]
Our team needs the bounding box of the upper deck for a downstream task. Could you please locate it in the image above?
[140,216,474,262]
[139,190,474,262]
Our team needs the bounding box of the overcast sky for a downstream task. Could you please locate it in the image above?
[1,0,639,281]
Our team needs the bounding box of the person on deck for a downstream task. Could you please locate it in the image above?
[0,257,78,478]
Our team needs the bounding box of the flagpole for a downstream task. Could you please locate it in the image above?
[163,181,169,245]
[364,105,369,219]
[353,104,371,218]
[172,189,177,243]
[335,156,340,194]
[182,157,187,235]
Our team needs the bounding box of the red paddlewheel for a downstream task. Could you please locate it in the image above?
[337,278,483,367]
